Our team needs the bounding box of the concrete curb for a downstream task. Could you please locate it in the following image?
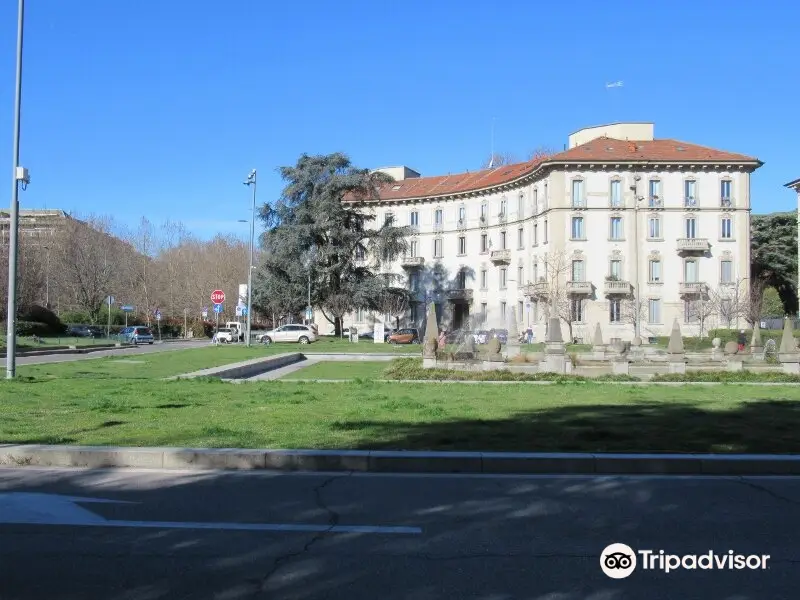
[273,378,800,386]
[3,444,800,475]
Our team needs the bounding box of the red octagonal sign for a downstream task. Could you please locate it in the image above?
[210,289,225,304]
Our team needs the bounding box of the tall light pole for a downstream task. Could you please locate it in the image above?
[6,0,27,380]
[243,169,257,347]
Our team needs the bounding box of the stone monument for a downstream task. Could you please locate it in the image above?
[506,307,521,359]
[750,324,765,360]
[422,302,439,368]
[591,323,605,359]
[778,317,800,374]
[666,319,686,374]
[539,317,571,373]
[711,337,723,361]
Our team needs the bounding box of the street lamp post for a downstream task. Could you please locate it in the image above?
[6,0,27,380]
[243,170,257,347]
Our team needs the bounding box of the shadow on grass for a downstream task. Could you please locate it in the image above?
[342,399,800,454]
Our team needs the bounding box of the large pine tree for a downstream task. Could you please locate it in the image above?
[253,153,408,334]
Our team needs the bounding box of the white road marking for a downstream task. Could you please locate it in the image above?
[0,492,420,534]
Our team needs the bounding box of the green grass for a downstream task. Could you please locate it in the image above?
[1,335,121,349]
[4,345,800,453]
[281,361,390,380]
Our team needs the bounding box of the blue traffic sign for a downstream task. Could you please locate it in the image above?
[121,305,135,312]
[241,307,248,317]
[213,303,223,314]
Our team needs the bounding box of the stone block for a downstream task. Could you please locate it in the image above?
[505,345,521,359]
[612,360,630,375]
[480,452,595,474]
[422,357,437,369]
[668,360,686,374]
[726,360,743,372]
[780,359,800,375]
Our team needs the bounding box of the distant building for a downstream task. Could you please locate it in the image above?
[322,122,762,343]
[0,209,72,245]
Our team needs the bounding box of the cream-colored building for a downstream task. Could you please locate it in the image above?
[323,123,762,342]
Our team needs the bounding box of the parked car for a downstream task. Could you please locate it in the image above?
[120,326,154,345]
[490,328,509,343]
[258,324,317,345]
[68,325,104,338]
[214,328,236,343]
[387,328,420,344]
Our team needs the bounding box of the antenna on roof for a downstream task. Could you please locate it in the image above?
[488,117,496,169]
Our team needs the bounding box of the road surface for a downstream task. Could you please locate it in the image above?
[1,467,797,599]
[16,340,209,366]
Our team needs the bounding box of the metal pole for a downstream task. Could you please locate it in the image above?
[6,0,25,379]
[184,308,188,339]
[246,171,256,347]
[107,297,111,338]
[307,270,311,324]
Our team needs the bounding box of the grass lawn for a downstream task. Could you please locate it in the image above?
[2,351,800,452]
[281,361,390,380]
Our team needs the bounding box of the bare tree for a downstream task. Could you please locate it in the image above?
[541,250,577,340]
[528,146,558,160]
[706,279,751,331]
[683,290,717,339]
[377,287,411,330]
[481,152,519,169]
[619,296,648,336]
[0,236,46,319]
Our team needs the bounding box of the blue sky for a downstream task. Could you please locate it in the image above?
[0,0,798,240]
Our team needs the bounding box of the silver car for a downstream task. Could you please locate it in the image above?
[258,324,317,345]
[122,326,154,345]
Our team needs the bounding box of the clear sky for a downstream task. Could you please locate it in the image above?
[0,0,797,240]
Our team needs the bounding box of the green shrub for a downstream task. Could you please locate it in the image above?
[651,370,800,383]
[15,321,52,336]
[18,305,66,335]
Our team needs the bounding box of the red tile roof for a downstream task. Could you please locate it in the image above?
[367,137,760,202]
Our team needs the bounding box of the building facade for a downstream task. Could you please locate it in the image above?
[322,123,761,342]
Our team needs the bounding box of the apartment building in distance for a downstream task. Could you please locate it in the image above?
[328,123,762,343]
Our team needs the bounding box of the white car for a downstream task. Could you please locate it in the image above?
[258,324,317,345]
[214,328,236,343]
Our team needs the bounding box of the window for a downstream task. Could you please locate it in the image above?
[684,300,699,324]
[480,203,488,222]
[410,303,419,323]
[649,179,661,206]
[500,268,507,289]
[648,298,662,324]
[533,223,538,245]
[457,270,467,288]
[609,216,623,240]
[433,238,443,258]
[571,260,585,282]
[543,182,548,209]
[481,302,487,321]
[458,206,466,223]
[648,259,662,283]
[480,233,488,253]
[685,217,697,238]
[609,259,622,280]
[355,245,366,260]
[544,219,548,243]
[517,265,523,284]
[720,180,732,207]
[518,193,524,217]
[458,235,466,255]
[500,230,507,250]
[518,300,524,322]
[610,180,622,207]
[648,216,661,239]
[684,180,697,206]
[684,259,698,282]
[571,179,584,207]
[533,261,539,282]
[500,301,507,319]
[533,188,538,213]
[570,298,584,322]
[480,269,488,289]
[721,260,733,283]
[434,208,443,226]
[571,216,585,239]
[499,198,507,218]
[410,240,418,257]
[410,211,419,228]
[409,272,419,292]
[609,298,621,323]
[384,212,394,226]
[356,308,366,322]
[517,227,524,249]
[721,217,732,239]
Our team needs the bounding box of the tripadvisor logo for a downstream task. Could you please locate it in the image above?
[600,543,770,578]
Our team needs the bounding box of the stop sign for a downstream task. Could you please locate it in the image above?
[210,289,225,304]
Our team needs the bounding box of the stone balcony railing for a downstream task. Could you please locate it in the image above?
[676,238,710,252]
[524,282,549,298]
[400,256,425,268]
[490,249,511,264]
[446,288,473,302]
[566,280,593,295]
[603,279,632,295]
[679,281,708,296]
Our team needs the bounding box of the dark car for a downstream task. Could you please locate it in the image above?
[68,325,104,338]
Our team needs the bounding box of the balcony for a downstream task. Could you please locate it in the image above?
[566,281,593,295]
[401,256,424,269]
[446,288,473,302]
[457,218,467,230]
[677,238,710,253]
[679,282,708,296]
[604,279,632,295]
[524,282,549,298]
[497,212,507,224]
[490,249,511,264]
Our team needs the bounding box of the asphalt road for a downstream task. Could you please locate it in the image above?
[15,340,209,366]
[1,468,798,599]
